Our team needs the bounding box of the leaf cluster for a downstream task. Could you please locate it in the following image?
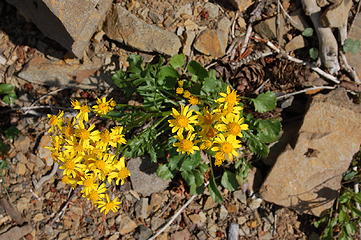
[0,83,17,104]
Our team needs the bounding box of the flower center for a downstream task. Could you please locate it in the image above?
[175,115,189,128]
[80,105,90,113]
[64,126,74,137]
[180,139,193,152]
[221,142,233,154]
[78,129,90,140]
[227,122,241,135]
[118,168,130,180]
[64,160,75,170]
[83,178,94,187]
[95,160,106,171]
[205,127,217,138]
[105,202,116,210]
[225,92,237,105]
[88,191,99,201]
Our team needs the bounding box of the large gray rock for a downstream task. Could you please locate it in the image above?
[260,89,361,216]
[6,0,112,58]
[104,5,181,56]
[18,56,102,87]
[127,158,170,197]
[345,14,361,79]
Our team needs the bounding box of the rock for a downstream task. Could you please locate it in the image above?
[285,35,306,52]
[259,231,273,240]
[14,135,31,153]
[345,14,361,78]
[118,215,137,235]
[16,163,27,176]
[196,231,207,240]
[188,212,206,226]
[176,4,193,18]
[203,196,217,210]
[127,158,170,196]
[204,2,219,19]
[108,234,120,240]
[135,198,149,219]
[136,225,153,240]
[289,9,310,31]
[150,193,164,212]
[260,89,361,216]
[219,205,228,221]
[0,54,6,65]
[104,5,181,56]
[227,0,254,12]
[171,229,191,240]
[18,56,102,87]
[182,30,196,56]
[37,135,53,166]
[254,17,277,39]
[193,17,231,58]
[151,216,165,231]
[16,197,30,213]
[29,154,45,169]
[233,190,247,204]
[249,198,263,210]
[237,216,247,225]
[239,224,251,236]
[321,0,353,28]
[33,213,44,222]
[6,0,112,58]
[237,17,247,29]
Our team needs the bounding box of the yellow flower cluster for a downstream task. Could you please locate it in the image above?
[176,80,199,105]
[169,86,249,166]
[46,97,130,214]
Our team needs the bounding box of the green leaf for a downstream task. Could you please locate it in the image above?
[180,152,201,172]
[351,207,361,217]
[251,91,277,113]
[168,154,184,171]
[170,54,186,69]
[221,170,239,191]
[309,48,319,60]
[181,170,196,186]
[157,66,179,88]
[338,209,347,222]
[208,173,223,203]
[302,28,313,37]
[345,222,356,236]
[156,165,174,180]
[127,55,143,74]
[0,84,15,95]
[343,39,361,55]
[112,70,127,88]
[193,170,204,186]
[244,132,269,157]
[0,141,10,154]
[255,119,282,143]
[187,61,208,80]
[4,126,19,139]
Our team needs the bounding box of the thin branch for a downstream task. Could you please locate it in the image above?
[339,52,361,83]
[32,162,59,190]
[147,182,209,240]
[277,86,336,100]
[0,105,73,114]
[239,25,253,56]
[277,0,299,27]
[49,188,76,224]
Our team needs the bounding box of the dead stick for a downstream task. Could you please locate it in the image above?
[277,86,336,100]
[147,182,209,240]
[33,162,59,190]
[340,52,361,83]
[228,223,239,240]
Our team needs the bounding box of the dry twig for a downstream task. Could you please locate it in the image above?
[32,162,59,190]
[340,52,361,83]
[277,86,336,100]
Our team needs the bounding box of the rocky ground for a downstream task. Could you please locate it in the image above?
[0,0,361,239]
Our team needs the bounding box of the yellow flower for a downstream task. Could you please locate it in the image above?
[188,96,199,105]
[174,131,199,155]
[84,183,107,204]
[92,97,116,115]
[62,118,75,138]
[109,126,127,147]
[216,113,248,137]
[61,175,78,188]
[72,100,91,123]
[178,80,184,87]
[197,108,219,127]
[47,111,64,132]
[88,153,114,180]
[216,86,239,107]
[168,105,198,135]
[75,123,100,148]
[58,152,85,178]
[98,129,111,150]
[108,157,131,185]
[214,152,225,166]
[200,139,213,150]
[176,87,184,94]
[211,134,241,161]
[183,90,191,98]
[97,194,121,214]
[78,173,98,195]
